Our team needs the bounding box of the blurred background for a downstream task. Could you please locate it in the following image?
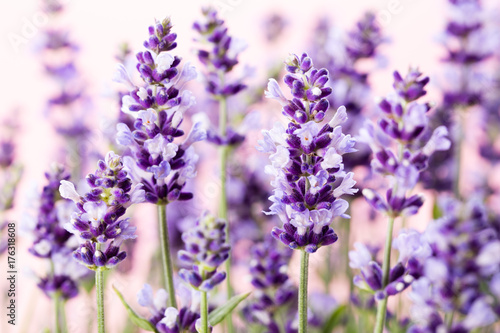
[1,0,499,332]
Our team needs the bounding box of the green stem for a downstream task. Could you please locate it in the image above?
[200,291,209,333]
[374,216,395,333]
[158,204,177,308]
[453,111,463,199]
[61,301,68,333]
[96,267,105,333]
[54,294,61,333]
[299,251,310,333]
[446,311,455,330]
[218,94,234,333]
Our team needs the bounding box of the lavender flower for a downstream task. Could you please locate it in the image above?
[29,165,74,258]
[37,0,92,178]
[408,196,500,332]
[349,230,431,301]
[59,152,143,270]
[309,12,385,170]
[193,7,246,98]
[177,212,230,291]
[26,164,87,301]
[116,17,205,204]
[138,284,201,333]
[424,0,495,192]
[243,236,296,332]
[259,52,357,253]
[0,127,22,254]
[193,7,247,148]
[360,69,451,217]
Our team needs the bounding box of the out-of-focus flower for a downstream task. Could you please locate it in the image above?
[408,196,500,332]
[349,231,430,301]
[178,212,230,291]
[360,69,450,217]
[27,164,86,300]
[193,7,246,98]
[243,236,296,331]
[138,283,201,333]
[310,12,385,171]
[259,53,357,253]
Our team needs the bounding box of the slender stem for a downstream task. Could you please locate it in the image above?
[218,93,234,333]
[446,311,455,330]
[453,111,463,199]
[96,267,105,333]
[60,299,68,333]
[374,216,396,333]
[299,251,310,333]
[200,291,209,333]
[157,204,177,308]
[54,294,61,333]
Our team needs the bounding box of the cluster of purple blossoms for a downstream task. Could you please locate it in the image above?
[424,0,494,191]
[193,7,247,146]
[138,284,201,333]
[28,165,84,300]
[193,7,246,98]
[259,53,358,253]
[360,69,451,217]
[177,212,230,291]
[243,236,296,332]
[441,0,491,109]
[0,127,22,217]
[115,17,205,204]
[311,12,384,131]
[408,197,500,333]
[59,152,144,270]
[349,229,431,302]
[37,0,91,175]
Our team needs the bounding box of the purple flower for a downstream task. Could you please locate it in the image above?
[59,152,143,270]
[192,7,247,147]
[193,7,246,96]
[37,1,92,175]
[116,18,205,205]
[408,196,500,332]
[360,68,450,217]
[178,212,230,291]
[309,12,385,171]
[138,284,201,333]
[349,228,432,301]
[243,237,296,330]
[26,164,86,300]
[259,53,357,253]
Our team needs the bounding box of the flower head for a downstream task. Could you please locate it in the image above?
[260,53,357,253]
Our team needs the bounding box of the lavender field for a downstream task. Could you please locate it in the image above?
[1,0,500,332]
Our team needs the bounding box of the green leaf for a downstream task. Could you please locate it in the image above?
[208,292,251,326]
[113,285,157,332]
[432,200,443,219]
[322,304,347,333]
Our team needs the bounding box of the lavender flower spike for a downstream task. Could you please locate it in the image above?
[359,68,451,217]
[59,151,144,270]
[178,212,230,292]
[243,237,296,332]
[28,164,86,300]
[116,17,205,205]
[259,53,357,253]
